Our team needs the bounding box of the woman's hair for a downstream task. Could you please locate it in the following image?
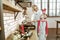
[32,5,37,8]
[32,5,38,11]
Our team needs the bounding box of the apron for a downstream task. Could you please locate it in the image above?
[38,21,46,40]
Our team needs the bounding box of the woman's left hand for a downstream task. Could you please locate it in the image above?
[46,34,48,37]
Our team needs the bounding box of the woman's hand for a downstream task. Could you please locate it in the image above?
[46,34,48,37]
[38,33,40,37]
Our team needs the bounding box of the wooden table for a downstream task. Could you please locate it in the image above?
[56,21,60,40]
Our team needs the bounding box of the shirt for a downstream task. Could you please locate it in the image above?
[31,11,41,21]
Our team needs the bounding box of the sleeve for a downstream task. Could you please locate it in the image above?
[20,25,24,34]
[46,21,48,35]
[37,20,40,33]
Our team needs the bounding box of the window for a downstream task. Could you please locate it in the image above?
[34,0,41,10]
[42,0,48,14]
[48,0,60,17]
[48,0,56,16]
[34,0,60,17]
[34,0,48,14]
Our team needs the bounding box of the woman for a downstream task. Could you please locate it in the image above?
[30,5,41,40]
[37,8,48,40]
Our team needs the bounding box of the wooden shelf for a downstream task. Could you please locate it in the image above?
[2,0,22,12]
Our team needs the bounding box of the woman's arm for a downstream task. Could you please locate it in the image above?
[31,20,40,22]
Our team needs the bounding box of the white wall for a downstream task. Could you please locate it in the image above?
[47,17,60,28]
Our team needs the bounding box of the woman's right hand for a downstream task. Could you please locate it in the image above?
[38,33,40,37]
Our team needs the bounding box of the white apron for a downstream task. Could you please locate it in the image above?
[38,21,46,40]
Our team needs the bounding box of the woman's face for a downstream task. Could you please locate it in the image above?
[33,6,38,12]
[40,14,47,21]
[34,7,38,12]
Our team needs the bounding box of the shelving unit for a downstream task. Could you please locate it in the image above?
[2,0,22,12]
[0,0,23,40]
